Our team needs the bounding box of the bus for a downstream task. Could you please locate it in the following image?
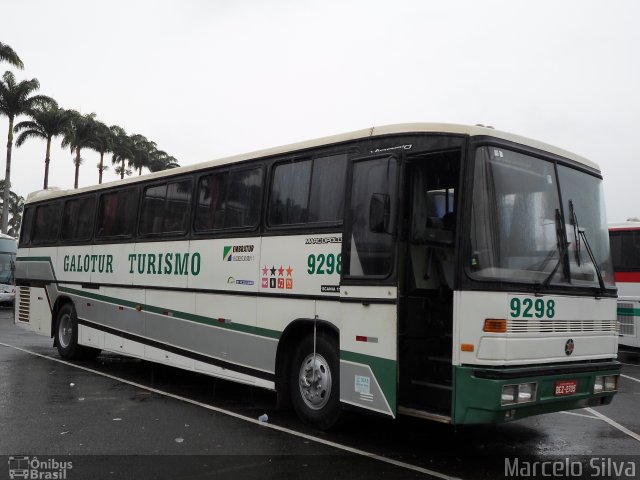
[14,123,620,429]
[609,221,640,348]
[0,233,17,306]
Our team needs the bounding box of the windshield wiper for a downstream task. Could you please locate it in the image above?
[540,208,571,289]
[569,201,606,293]
[568,200,582,266]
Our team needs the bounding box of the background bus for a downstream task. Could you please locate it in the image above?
[0,233,17,306]
[14,123,620,429]
[609,221,640,348]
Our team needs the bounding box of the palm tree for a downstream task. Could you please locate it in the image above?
[14,100,71,189]
[7,191,24,237]
[0,71,50,233]
[114,163,132,178]
[109,125,133,180]
[148,150,179,172]
[87,120,112,184]
[0,179,24,237]
[96,160,109,181]
[61,111,97,188]
[129,134,156,176]
[0,42,23,69]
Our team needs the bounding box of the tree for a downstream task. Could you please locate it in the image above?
[109,128,178,180]
[0,42,23,69]
[148,150,179,172]
[0,180,24,237]
[14,100,71,189]
[129,134,155,176]
[0,71,50,233]
[61,111,97,189]
[87,120,112,184]
[109,125,133,180]
[128,136,179,175]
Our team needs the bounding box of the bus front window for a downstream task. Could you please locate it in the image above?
[469,146,614,290]
[0,253,14,284]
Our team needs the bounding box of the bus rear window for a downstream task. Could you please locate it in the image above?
[19,207,33,246]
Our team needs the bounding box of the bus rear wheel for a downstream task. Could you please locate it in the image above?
[289,333,341,430]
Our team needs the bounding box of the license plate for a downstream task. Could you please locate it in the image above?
[554,380,577,396]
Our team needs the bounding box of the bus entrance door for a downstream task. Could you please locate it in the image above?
[398,149,460,419]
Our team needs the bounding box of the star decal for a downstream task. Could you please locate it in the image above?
[286,266,293,277]
[262,266,268,276]
[278,265,284,276]
[270,265,276,276]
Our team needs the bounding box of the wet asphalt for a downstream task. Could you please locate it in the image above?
[1,309,639,480]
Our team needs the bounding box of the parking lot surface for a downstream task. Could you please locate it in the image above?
[1,309,639,479]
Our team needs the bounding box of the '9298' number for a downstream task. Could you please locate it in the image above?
[510,297,555,319]
[307,253,341,275]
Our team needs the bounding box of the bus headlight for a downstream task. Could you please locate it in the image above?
[501,382,537,405]
[501,385,517,404]
[517,383,536,402]
[594,376,604,393]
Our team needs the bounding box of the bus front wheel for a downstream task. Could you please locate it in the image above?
[289,333,341,430]
[55,303,84,360]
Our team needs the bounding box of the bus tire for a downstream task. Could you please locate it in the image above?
[289,333,341,430]
[55,303,84,360]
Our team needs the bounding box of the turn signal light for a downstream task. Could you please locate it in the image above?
[483,318,507,333]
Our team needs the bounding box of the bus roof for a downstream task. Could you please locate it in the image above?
[25,123,600,204]
[609,221,640,231]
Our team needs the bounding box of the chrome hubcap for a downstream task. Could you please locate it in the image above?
[298,353,332,410]
[58,314,72,348]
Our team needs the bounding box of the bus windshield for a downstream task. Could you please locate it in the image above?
[469,146,614,290]
[0,253,14,284]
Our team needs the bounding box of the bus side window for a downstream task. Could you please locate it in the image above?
[195,172,228,231]
[32,203,61,244]
[269,160,312,226]
[97,189,138,238]
[225,167,262,229]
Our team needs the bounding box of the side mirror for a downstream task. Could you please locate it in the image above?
[369,193,390,233]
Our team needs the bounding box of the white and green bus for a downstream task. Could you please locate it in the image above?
[14,123,620,429]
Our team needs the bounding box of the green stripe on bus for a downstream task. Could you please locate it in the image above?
[340,349,396,413]
[17,256,51,262]
[57,285,281,340]
[17,257,280,338]
[617,307,640,317]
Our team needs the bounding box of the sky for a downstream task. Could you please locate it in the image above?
[2,0,639,222]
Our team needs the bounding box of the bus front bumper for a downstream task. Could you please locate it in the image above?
[452,361,621,424]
